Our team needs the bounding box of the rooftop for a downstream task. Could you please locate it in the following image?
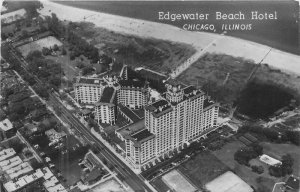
[164,78,186,88]
[77,77,102,85]
[119,79,147,89]
[131,129,154,143]
[3,168,44,192]
[0,119,13,131]
[45,129,67,141]
[118,119,145,138]
[99,87,116,104]
[0,148,16,162]
[145,99,173,118]
[118,104,141,123]
[203,99,218,110]
[286,176,300,190]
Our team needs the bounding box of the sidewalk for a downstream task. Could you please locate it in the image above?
[91,128,140,174]
[91,129,158,192]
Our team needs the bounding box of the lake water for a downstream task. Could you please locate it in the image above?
[56,1,299,54]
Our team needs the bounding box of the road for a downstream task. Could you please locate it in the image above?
[3,42,154,192]
[48,94,152,192]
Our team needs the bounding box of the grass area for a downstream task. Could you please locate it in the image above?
[178,151,229,187]
[260,142,300,175]
[177,53,300,108]
[177,53,255,104]
[17,36,63,57]
[212,138,300,192]
[45,51,81,82]
[72,22,196,74]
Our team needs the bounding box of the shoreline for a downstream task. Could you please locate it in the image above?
[39,0,300,76]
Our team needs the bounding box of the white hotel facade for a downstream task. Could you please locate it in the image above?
[123,80,219,169]
[73,67,219,170]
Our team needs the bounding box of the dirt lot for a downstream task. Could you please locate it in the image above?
[72,22,196,74]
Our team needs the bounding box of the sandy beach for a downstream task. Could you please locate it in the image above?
[38,0,300,76]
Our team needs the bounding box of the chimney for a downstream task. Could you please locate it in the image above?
[159,106,163,112]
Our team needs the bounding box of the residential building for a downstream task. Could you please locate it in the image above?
[0,119,15,140]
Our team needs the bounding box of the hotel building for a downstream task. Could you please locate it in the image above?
[118,79,149,109]
[74,77,104,104]
[122,79,219,169]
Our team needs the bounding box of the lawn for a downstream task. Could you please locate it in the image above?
[72,22,196,74]
[176,53,255,104]
[260,142,300,175]
[178,151,229,187]
[212,138,300,192]
[17,36,63,57]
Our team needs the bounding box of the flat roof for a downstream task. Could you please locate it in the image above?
[131,129,154,143]
[203,99,219,110]
[259,154,282,166]
[77,77,102,85]
[118,119,145,137]
[99,87,116,103]
[145,99,173,118]
[119,79,147,89]
[0,119,13,131]
[286,176,300,190]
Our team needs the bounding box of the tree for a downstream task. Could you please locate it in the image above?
[82,66,94,76]
[21,30,29,38]
[42,47,51,56]
[70,52,76,60]
[53,44,59,51]
[61,48,67,55]
[234,144,263,166]
[269,154,293,177]
[286,131,300,146]
[26,50,43,61]
[251,165,264,174]
[34,85,49,99]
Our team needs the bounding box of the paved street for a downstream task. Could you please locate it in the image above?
[3,43,154,192]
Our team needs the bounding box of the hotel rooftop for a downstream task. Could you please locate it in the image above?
[145,99,172,118]
[76,77,103,85]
